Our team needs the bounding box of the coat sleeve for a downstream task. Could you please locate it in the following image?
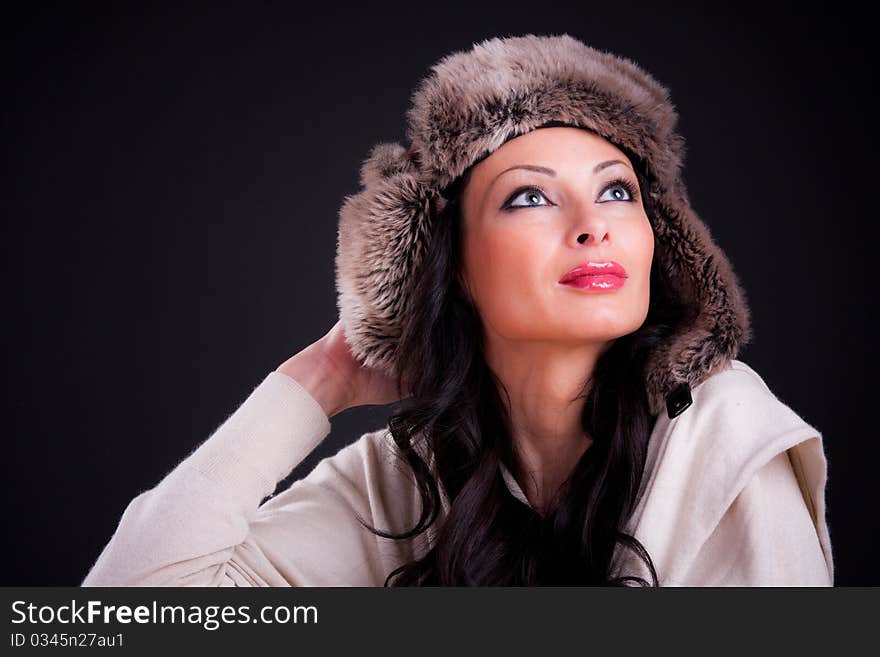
[675,441,833,587]
[80,371,416,587]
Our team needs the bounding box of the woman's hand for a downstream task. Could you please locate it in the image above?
[276,320,407,418]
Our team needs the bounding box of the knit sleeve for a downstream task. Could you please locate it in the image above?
[80,371,419,587]
[673,440,834,587]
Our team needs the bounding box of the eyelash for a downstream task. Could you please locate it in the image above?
[501,176,640,210]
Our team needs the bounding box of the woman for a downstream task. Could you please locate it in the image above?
[81,33,834,586]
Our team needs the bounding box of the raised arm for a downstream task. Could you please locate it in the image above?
[81,321,414,586]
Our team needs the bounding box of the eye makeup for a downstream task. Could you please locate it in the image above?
[500,176,641,211]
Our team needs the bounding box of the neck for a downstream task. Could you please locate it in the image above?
[485,336,605,514]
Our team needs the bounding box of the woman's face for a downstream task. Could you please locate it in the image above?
[459,127,654,350]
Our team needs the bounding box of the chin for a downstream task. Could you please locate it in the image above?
[552,327,629,346]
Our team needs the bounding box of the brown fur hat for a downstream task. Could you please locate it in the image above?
[335,33,752,419]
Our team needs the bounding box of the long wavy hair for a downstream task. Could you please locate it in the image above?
[356,147,688,585]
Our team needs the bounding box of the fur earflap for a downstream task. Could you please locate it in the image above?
[335,33,752,418]
[336,141,446,372]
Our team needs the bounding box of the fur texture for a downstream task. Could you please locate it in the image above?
[335,33,752,418]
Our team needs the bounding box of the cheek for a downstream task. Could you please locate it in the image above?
[630,218,655,316]
[464,226,550,324]
[617,214,654,277]
[475,229,540,282]
[636,218,655,270]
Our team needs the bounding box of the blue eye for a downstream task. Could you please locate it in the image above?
[598,177,639,203]
[502,177,640,211]
[502,186,551,210]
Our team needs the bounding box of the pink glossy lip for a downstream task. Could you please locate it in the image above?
[561,274,627,291]
[559,260,628,284]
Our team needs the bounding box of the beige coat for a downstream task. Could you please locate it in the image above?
[81,359,833,587]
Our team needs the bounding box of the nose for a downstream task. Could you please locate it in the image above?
[576,231,606,245]
[568,209,610,247]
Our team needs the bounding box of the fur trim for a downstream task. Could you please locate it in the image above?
[335,33,752,418]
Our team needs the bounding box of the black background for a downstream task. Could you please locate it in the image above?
[4,3,875,585]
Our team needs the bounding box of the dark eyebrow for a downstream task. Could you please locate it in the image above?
[490,159,632,189]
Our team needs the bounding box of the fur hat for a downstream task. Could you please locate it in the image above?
[335,33,752,419]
